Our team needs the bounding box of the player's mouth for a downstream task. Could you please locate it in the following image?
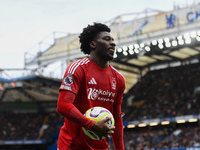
[108,47,115,53]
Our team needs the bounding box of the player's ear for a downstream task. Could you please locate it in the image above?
[90,41,96,49]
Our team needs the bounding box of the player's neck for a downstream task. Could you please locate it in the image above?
[89,56,109,69]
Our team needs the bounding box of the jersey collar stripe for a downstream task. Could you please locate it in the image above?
[68,58,90,74]
[68,59,82,74]
[72,58,90,74]
[68,59,85,74]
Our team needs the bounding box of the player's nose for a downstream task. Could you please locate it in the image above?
[110,40,116,47]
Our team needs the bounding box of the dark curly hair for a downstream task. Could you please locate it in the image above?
[79,22,111,54]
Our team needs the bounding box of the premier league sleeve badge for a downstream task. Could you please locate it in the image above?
[64,74,73,85]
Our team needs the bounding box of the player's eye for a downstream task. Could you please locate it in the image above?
[104,36,112,41]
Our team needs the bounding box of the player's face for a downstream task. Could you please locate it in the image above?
[93,32,116,61]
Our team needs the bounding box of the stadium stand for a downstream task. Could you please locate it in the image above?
[110,62,200,150]
[123,62,200,121]
[1,62,200,150]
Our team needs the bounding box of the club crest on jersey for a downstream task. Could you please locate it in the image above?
[64,74,73,85]
[112,77,116,90]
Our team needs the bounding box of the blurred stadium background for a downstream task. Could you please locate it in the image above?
[1,1,200,150]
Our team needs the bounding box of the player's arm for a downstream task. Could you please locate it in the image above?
[57,64,96,130]
[57,90,95,130]
[57,90,114,138]
[57,64,114,137]
[112,76,125,150]
[112,100,124,150]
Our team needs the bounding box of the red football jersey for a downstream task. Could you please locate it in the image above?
[58,57,125,150]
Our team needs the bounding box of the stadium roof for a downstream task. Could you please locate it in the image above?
[1,3,200,104]
[21,3,200,93]
[0,75,60,103]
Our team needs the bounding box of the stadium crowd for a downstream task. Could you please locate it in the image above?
[0,111,63,141]
[123,63,200,121]
[108,124,200,150]
[1,111,200,150]
[0,111,44,140]
[1,62,200,150]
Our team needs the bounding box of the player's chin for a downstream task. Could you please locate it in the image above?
[107,53,114,61]
[108,57,114,61]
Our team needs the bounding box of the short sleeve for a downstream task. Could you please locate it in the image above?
[59,64,84,95]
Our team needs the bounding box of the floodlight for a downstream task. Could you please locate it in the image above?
[145,46,151,51]
[172,40,178,46]
[190,31,196,38]
[123,51,128,56]
[184,33,190,39]
[166,42,171,47]
[188,118,198,122]
[140,43,145,47]
[196,36,200,41]
[117,48,122,52]
[134,44,139,49]
[152,40,157,45]
[197,31,200,36]
[177,120,186,124]
[164,37,170,42]
[113,53,117,58]
[127,124,135,128]
[177,35,183,40]
[178,39,184,45]
[138,123,147,127]
[185,38,191,44]
[128,49,134,55]
[158,39,163,43]
[129,45,134,50]
[161,121,170,125]
[158,43,164,49]
[123,46,128,51]
[134,48,139,54]
[149,122,158,126]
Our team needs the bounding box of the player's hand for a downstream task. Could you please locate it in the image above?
[91,117,115,140]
